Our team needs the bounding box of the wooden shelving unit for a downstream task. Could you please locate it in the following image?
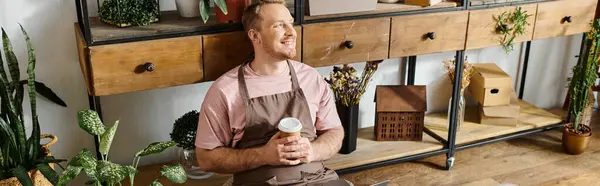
[73,0,600,183]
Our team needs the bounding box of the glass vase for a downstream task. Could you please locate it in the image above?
[448,95,466,131]
[178,148,213,179]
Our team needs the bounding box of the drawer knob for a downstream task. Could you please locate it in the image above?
[563,16,572,23]
[144,62,155,72]
[426,32,436,40]
[344,40,354,49]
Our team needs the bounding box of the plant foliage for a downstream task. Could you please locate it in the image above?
[58,109,186,186]
[200,0,229,23]
[99,0,160,27]
[170,110,199,150]
[568,18,600,133]
[494,7,532,54]
[0,24,66,185]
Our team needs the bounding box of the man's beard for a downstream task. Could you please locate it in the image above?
[261,41,296,60]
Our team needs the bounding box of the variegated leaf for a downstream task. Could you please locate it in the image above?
[135,141,176,157]
[151,179,163,186]
[57,165,82,186]
[96,160,126,185]
[160,163,186,183]
[78,109,106,136]
[100,120,119,156]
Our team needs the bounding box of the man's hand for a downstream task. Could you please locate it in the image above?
[260,132,307,166]
[296,137,316,164]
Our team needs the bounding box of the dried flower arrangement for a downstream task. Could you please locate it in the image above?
[443,58,474,95]
[324,61,382,107]
[443,58,474,130]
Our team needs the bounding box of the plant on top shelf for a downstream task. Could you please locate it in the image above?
[494,7,532,54]
[57,109,187,186]
[200,0,229,23]
[170,110,214,179]
[99,0,160,27]
[0,24,67,186]
[324,61,382,107]
[563,18,600,155]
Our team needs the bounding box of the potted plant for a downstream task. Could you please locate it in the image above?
[0,25,67,186]
[99,0,160,27]
[324,60,382,154]
[175,0,202,18]
[170,110,213,179]
[57,109,187,186]
[563,18,600,155]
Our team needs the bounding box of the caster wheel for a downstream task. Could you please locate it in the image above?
[446,157,455,170]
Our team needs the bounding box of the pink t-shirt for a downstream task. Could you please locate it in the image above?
[195,60,342,150]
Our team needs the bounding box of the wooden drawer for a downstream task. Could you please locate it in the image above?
[88,36,203,96]
[390,11,468,58]
[466,4,537,50]
[203,26,302,81]
[302,18,390,67]
[533,0,598,40]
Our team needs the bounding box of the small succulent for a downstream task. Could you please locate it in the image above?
[170,110,200,151]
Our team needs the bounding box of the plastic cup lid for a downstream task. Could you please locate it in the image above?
[278,117,302,133]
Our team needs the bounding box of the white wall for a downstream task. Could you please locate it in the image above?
[0,0,583,184]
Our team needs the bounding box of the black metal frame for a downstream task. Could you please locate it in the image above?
[78,0,579,176]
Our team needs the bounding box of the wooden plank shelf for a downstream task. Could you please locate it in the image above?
[304,1,460,21]
[88,4,296,43]
[127,127,443,186]
[424,100,563,146]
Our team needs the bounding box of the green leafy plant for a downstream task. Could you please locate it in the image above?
[200,0,229,23]
[0,24,67,186]
[567,18,600,134]
[99,0,160,27]
[494,7,532,54]
[57,109,187,186]
[170,110,199,151]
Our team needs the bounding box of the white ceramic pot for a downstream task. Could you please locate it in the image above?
[175,0,201,18]
[378,0,400,3]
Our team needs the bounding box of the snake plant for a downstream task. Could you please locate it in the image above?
[57,109,186,186]
[567,18,600,134]
[0,24,67,185]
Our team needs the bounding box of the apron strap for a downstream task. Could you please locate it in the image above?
[238,60,300,106]
[287,60,300,90]
[238,61,251,107]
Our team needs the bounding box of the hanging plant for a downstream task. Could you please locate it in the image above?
[494,7,532,54]
[99,0,160,27]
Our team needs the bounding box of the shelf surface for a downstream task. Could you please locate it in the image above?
[425,99,563,146]
[88,4,295,43]
[305,1,460,21]
[469,0,545,6]
[128,127,442,185]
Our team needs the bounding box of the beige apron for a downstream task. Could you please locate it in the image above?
[231,60,350,186]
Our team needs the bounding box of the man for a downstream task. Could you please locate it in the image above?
[194,0,352,185]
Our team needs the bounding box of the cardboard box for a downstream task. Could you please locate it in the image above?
[478,92,520,126]
[305,0,377,16]
[469,63,513,106]
[405,0,443,7]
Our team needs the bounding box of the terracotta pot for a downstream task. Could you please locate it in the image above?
[0,134,58,186]
[216,0,252,23]
[562,123,592,155]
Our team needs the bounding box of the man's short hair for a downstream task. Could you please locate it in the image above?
[242,0,286,34]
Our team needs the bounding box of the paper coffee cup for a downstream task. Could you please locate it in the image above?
[278,117,302,138]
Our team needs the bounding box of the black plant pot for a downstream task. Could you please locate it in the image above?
[337,103,359,154]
